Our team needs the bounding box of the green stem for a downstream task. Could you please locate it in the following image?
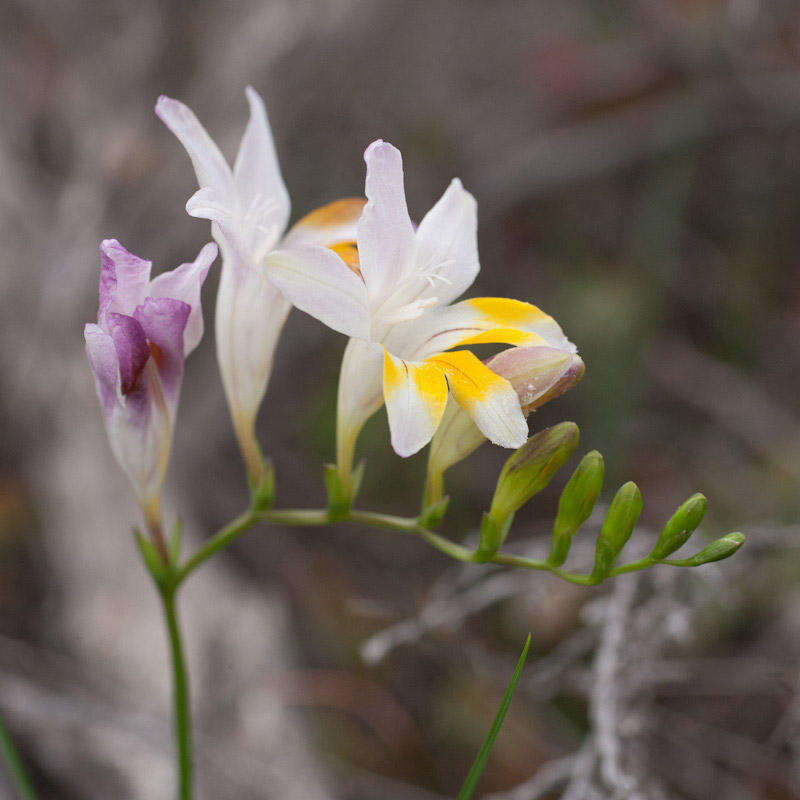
[0,710,37,800]
[160,589,191,800]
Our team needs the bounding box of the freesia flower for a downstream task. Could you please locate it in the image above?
[156,88,364,486]
[84,239,216,546]
[425,345,585,505]
[261,140,578,475]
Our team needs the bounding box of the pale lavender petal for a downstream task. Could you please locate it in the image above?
[105,312,149,395]
[84,323,120,413]
[147,242,216,355]
[98,240,151,325]
[357,140,415,310]
[133,297,190,405]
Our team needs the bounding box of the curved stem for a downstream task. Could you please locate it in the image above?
[160,589,191,800]
[0,710,37,800]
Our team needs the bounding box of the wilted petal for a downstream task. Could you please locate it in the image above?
[232,86,291,240]
[155,95,232,191]
[283,198,366,249]
[427,350,528,448]
[147,242,216,355]
[413,178,479,307]
[98,240,151,325]
[262,245,370,339]
[358,140,415,309]
[383,351,448,457]
[105,312,149,395]
[133,297,191,406]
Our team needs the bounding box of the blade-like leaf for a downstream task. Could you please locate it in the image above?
[456,634,531,800]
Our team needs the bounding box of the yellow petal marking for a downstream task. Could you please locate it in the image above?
[329,241,361,278]
[427,350,507,407]
[450,328,549,348]
[466,297,550,327]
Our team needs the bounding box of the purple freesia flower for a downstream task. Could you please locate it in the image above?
[84,239,216,535]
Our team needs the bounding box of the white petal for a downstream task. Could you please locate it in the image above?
[357,140,415,309]
[155,95,232,190]
[383,351,448,458]
[282,198,366,249]
[233,87,291,242]
[262,245,370,339]
[215,233,291,426]
[414,178,479,306]
[428,351,528,448]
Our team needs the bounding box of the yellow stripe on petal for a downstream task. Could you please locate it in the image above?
[383,350,448,457]
[452,328,549,348]
[466,297,550,327]
[427,350,528,448]
[329,241,362,277]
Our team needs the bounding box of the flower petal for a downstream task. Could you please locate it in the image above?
[147,242,216,355]
[216,233,292,426]
[98,240,152,325]
[262,245,369,339]
[388,296,574,360]
[427,350,527,448]
[84,323,120,413]
[133,297,191,406]
[413,178,479,306]
[383,350,448,457]
[428,345,585,474]
[105,312,150,395]
[155,95,232,191]
[283,198,366,249]
[358,140,415,309]
[232,87,291,244]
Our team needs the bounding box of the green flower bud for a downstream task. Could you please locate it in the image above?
[479,422,579,560]
[651,493,706,561]
[418,495,450,530]
[668,532,744,566]
[591,481,642,581]
[324,460,364,521]
[548,450,604,567]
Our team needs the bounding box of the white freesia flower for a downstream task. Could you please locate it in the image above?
[261,140,578,477]
[156,88,364,483]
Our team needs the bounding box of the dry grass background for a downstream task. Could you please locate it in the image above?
[2,0,800,797]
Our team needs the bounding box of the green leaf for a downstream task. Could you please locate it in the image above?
[456,634,531,800]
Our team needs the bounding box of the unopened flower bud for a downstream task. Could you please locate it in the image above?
[478,422,579,559]
[651,493,706,561]
[669,532,744,566]
[591,481,642,581]
[548,450,604,567]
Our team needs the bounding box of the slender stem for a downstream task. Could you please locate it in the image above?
[609,555,655,576]
[0,710,37,800]
[160,589,191,800]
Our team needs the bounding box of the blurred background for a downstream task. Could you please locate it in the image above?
[1,0,800,797]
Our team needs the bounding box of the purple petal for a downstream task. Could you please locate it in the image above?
[133,297,190,403]
[84,323,120,413]
[105,313,150,395]
[147,242,216,355]
[98,239,152,325]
